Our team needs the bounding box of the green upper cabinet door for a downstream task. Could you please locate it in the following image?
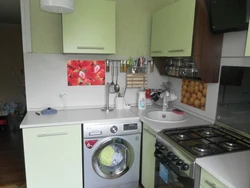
[29,0,63,54]
[150,0,196,57]
[245,18,250,56]
[62,0,116,54]
[167,0,196,57]
[150,6,171,57]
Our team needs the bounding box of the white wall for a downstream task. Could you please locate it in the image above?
[24,53,167,110]
[170,31,250,122]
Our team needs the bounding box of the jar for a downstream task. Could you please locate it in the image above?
[167,67,173,76]
[172,67,176,76]
[175,67,180,77]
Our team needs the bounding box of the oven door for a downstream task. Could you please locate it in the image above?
[154,149,194,188]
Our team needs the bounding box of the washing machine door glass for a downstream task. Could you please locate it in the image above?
[92,137,134,179]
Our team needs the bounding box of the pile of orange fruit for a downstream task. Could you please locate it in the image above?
[181,80,207,111]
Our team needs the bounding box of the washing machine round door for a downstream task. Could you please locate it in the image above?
[92,137,134,179]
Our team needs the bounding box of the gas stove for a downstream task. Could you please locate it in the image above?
[158,124,250,158]
[155,124,250,183]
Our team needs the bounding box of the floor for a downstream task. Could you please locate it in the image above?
[0,129,26,187]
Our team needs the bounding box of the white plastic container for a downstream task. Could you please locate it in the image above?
[40,0,74,14]
[138,91,146,110]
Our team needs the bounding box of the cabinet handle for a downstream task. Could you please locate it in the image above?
[77,46,105,50]
[151,50,162,53]
[144,128,156,137]
[205,180,216,188]
[168,49,184,52]
[37,132,68,137]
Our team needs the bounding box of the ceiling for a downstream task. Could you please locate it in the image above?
[0,0,21,24]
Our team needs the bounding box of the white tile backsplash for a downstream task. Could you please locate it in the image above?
[24,53,167,110]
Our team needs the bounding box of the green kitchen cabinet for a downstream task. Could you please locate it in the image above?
[62,0,115,54]
[152,0,223,83]
[200,169,227,188]
[151,0,196,57]
[23,125,82,188]
[166,0,196,57]
[141,124,156,188]
[29,0,63,54]
[245,19,250,56]
[150,6,171,57]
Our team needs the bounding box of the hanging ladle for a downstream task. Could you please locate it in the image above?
[109,62,115,93]
[114,61,120,93]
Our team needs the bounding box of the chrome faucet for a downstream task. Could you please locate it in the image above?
[162,90,177,111]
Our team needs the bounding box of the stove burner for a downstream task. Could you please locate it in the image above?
[176,134,189,140]
[225,141,238,147]
[194,144,211,153]
[220,141,242,150]
[191,144,213,156]
[201,130,215,137]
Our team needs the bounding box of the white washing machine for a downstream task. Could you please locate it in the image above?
[83,120,141,188]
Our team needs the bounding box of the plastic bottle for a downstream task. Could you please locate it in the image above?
[138,91,146,110]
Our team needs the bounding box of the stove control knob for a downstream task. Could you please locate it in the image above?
[176,159,183,166]
[181,163,189,171]
[167,151,173,158]
[155,142,161,149]
[159,145,166,150]
[171,155,178,162]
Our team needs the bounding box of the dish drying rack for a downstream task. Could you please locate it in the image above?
[151,81,172,106]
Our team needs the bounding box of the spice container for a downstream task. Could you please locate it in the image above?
[175,67,180,77]
[123,60,127,72]
[106,60,110,72]
[120,60,124,72]
[150,61,154,72]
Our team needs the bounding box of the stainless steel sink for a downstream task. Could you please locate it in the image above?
[142,110,188,123]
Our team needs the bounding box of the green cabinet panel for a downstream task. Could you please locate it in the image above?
[245,19,250,56]
[141,124,156,188]
[151,0,196,57]
[29,0,63,54]
[150,6,171,57]
[62,0,116,54]
[167,0,196,57]
[200,169,228,188]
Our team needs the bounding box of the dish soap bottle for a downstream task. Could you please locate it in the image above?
[138,91,146,110]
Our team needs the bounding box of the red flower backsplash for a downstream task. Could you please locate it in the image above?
[67,60,105,86]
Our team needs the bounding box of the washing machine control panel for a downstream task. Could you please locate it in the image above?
[84,121,141,138]
[123,123,138,131]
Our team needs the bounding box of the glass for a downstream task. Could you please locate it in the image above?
[216,66,250,135]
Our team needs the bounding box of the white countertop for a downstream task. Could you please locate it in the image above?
[20,106,250,187]
[130,106,211,132]
[196,150,250,188]
[20,108,139,128]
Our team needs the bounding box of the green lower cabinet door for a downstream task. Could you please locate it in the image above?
[141,124,156,188]
[200,169,228,188]
[245,18,250,56]
[62,0,116,54]
[166,0,196,57]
